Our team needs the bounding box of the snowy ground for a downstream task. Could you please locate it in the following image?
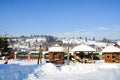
[0,59,120,80]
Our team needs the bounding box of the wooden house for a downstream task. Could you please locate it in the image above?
[102,46,120,63]
[48,45,65,64]
[71,44,96,63]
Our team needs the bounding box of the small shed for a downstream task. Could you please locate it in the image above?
[48,45,65,64]
[71,44,96,63]
[102,46,120,63]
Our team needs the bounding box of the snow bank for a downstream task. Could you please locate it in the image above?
[25,62,120,80]
[1,60,120,80]
[34,63,59,75]
[26,63,60,80]
[26,63,99,80]
[97,64,120,69]
[61,63,98,74]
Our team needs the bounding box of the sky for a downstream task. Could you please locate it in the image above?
[0,0,120,40]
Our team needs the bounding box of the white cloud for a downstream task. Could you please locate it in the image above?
[97,26,109,31]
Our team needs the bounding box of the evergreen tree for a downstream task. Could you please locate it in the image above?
[0,38,8,52]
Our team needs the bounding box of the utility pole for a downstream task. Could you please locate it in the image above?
[67,41,70,65]
[40,45,42,64]
[37,40,42,64]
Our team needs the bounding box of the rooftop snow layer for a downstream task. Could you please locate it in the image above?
[71,44,96,52]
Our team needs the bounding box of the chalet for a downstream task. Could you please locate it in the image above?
[71,44,96,63]
[48,44,65,64]
[102,46,120,63]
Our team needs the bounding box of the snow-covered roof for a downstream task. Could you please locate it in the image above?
[48,47,65,52]
[48,44,65,52]
[71,44,96,52]
[102,46,120,53]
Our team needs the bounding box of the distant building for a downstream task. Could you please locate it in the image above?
[115,41,120,48]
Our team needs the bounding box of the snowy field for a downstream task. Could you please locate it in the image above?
[0,60,120,80]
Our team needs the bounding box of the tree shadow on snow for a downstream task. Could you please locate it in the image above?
[0,64,39,80]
